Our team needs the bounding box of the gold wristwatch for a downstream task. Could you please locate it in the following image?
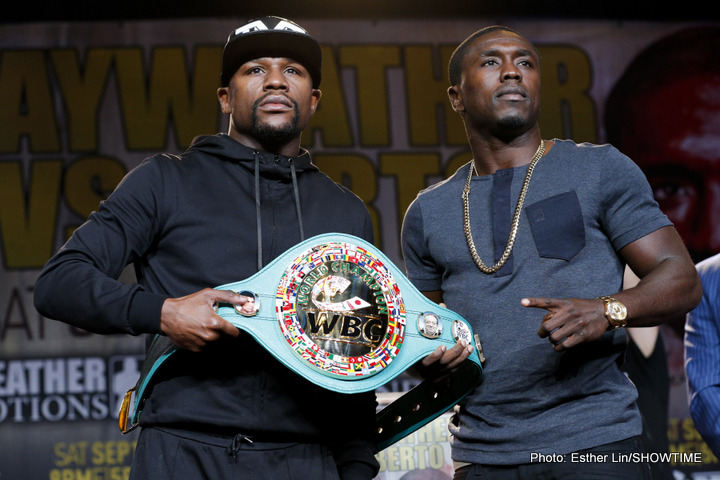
[599,296,627,329]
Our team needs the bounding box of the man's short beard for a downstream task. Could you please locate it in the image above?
[496,114,528,133]
[250,96,301,146]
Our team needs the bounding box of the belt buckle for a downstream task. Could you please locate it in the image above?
[274,239,406,380]
[118,387,138,434]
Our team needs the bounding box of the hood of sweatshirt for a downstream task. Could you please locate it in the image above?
[187,133,319,180]
[186,133,320,269]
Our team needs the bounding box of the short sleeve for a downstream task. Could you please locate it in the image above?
[401,197,442,292]
[599,147,671,251]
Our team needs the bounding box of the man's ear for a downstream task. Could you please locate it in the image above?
[309,88,322,115]
[448,85,464,113]
[217,87,231,114]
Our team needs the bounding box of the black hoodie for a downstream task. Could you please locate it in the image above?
[34,133,378,476]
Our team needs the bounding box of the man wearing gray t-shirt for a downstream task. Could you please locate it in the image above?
[402,26,701,479]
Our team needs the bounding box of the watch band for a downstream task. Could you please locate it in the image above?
[119,233,484,450]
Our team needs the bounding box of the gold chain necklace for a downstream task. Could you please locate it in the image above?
[462,140,545,274]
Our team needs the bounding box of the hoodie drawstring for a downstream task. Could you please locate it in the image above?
[227,433,254,458]
[254,152,263,271]
[289,158,305,242]
[252,153,306,271]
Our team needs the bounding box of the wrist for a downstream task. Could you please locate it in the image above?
[599,296,628,329]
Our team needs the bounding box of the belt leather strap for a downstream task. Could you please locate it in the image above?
[119,233,484,450]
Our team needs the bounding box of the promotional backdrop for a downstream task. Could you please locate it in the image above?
[1,17,719,480]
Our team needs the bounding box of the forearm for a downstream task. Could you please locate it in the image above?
[618,256,701,327]
[34,249,165,335]
[35,167,168,335]
[531,227,701,350]
[616,226,702,327]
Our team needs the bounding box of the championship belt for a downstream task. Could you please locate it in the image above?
[119,233,484,450]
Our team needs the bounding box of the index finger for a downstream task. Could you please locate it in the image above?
[521,297,562,309]
[209,290,244,337]
[214,289,252,307]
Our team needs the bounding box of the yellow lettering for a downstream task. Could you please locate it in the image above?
[50,49,114,151]
[313,154,380,243]
[181,46,224,145]
[305,46,353,147]
[114,440,133,464]
[53,441,88,467]
[432,415,448,442]
[414,444,429,469]
[0,160,62,268]
[397,445,415,471]
[667,418,680,442]
[0,50,59,152]
[428,444,445,469]
[114,46,221,150]
[64,156,126,237]
[537,46,596,143]
[404,45,465,146]
[91,440,135,466]
[91,441,105,465]
[380,153,440,220]
[445,150,473,178]
[386,446,400,471]
[340,46,401,146]
[375,449,387,471]
[682,417,702,441]
[415,420,434,443]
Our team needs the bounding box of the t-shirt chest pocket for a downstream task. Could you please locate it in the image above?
[525,191,586,261]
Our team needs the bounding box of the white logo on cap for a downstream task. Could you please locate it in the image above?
[235,19,307,36]
[274,20,306,34]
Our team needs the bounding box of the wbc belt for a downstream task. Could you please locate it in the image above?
[119,233,484,450]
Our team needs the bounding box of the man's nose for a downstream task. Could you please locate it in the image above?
[264,68,288,90]
[501,63,521,81]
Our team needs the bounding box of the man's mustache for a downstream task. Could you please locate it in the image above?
[252,92,299,113]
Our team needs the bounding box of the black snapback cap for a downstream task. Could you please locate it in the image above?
[220,16,322,88]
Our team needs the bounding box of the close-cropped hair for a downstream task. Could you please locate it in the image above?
[448,25,540,86]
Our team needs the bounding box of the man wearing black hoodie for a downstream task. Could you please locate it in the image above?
[34,17,379,480]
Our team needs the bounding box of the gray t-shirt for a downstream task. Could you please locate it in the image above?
[401,139,671,465]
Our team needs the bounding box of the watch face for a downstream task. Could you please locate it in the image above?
[607,302,627,320]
